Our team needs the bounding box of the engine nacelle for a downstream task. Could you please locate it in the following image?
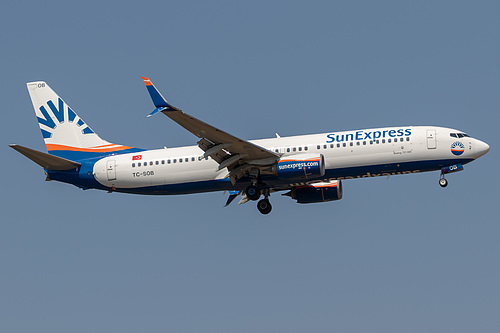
[288,180,343,204]
[274,155,325,180]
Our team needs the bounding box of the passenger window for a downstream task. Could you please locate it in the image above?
[316,145,320,150]
[150,161,153,166]
[156,161,159,165]
[293,147,297,152]
[400,137,404,142]
[356,142,360,146]
[138,162,141,167]
[337,143,340,148]
[287,148,291,152]
[330,144,334,148]
[162,160,165,164]
[343,143,346,147]
[323,145,327,149]
[350,142,353,146]
[363,141,366,145]
[382,139,385,143]
[304,146,308,151]
[168,160,171,164]
[132,163,135,167]
[406,137,410,141]
[192,157,195,161]
[370,141,373,144]
[388,139,391,143]
[185,158,188,162]
[299,147,302,151]
[173,159,177,163]
[376,140,380,144]
[179,159,183,163]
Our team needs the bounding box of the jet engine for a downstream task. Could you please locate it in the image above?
[285,180,343,204]
[273,155,325,180]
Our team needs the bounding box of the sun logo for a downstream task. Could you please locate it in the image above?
[37,98,94,139]
[450,141,465,156]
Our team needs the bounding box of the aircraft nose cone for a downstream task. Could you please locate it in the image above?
[475,139,490,158]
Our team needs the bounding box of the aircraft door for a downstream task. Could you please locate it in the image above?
[107,160,117,181]
[426,130,437,149]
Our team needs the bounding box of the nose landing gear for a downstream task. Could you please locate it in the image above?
[438,163,464,188]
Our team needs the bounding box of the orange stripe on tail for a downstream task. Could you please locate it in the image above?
[141,77,152,86]
[46,144,133,153]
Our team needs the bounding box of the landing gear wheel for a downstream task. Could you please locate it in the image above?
[245,185,261,201]
[439,178,448,188]
[257,199,272,215]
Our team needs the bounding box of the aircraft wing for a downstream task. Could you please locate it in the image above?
[141,77,281,182]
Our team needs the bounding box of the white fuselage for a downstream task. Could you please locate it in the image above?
[92,126,488,194]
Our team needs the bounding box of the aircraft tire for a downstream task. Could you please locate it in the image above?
[257,199,272,215]
[439,178,448,188]
[246,185,261,201]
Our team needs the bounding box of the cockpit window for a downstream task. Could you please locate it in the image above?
[450,133,469,138]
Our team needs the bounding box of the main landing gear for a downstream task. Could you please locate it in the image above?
[245,184,272,214]
[245,184,261,201]
[257,198,272,215]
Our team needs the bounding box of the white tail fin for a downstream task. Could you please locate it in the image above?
[27,81,138,159]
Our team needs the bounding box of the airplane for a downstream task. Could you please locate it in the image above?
[10,78,490,214]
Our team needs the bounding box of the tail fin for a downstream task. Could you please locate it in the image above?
[27,81,140,160]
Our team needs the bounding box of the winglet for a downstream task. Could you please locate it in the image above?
[141,77,180,116]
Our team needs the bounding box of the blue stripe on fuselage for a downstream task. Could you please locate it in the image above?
[48,157,473,195]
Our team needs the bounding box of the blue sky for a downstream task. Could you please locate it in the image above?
[1,1,499,332]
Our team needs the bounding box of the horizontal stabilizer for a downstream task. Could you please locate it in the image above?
[10,144,81,171]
